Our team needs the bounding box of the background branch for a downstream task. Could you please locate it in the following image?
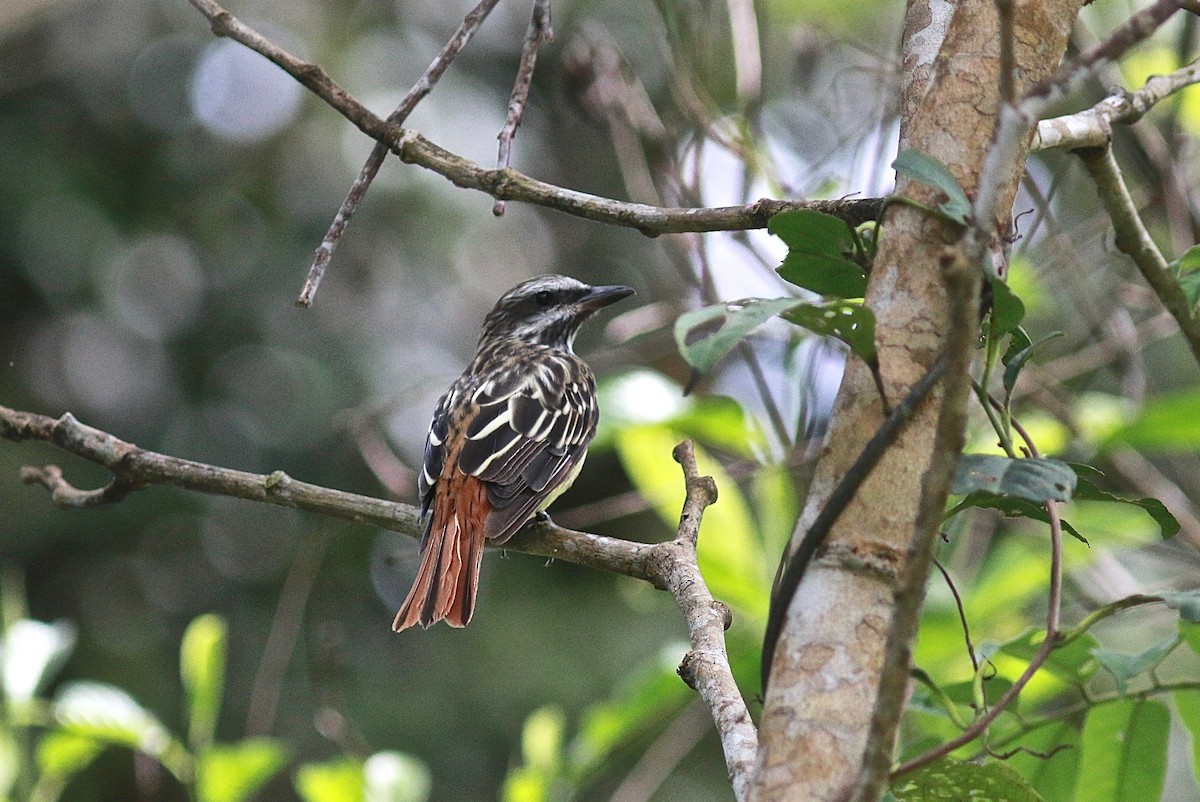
[493,0,553,216]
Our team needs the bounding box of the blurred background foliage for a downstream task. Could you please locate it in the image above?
[1,0,1200,800]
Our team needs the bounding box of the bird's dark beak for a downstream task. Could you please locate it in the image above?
[579,285,635,311]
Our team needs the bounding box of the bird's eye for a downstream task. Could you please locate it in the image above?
[534,290,554,307]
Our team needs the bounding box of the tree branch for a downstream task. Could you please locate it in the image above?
[663,442,758,802]
[186,0,880,235]
[1076,143,1200,370]
[493,0,553,216]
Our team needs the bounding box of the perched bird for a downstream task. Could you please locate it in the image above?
[393,274,634,631]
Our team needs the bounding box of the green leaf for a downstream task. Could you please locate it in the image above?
[36,731,104,778]
[892,758,1044,801]
[1071,477,1179,539]
[295,757,363,802]
[1104,388,1200,450]
[363,752,431,802]
[951,455,1077,503]
[781,300,877,365]
[181,614,227,752]
[989,275,1027,337]
[1160,589,1200,623]
[1091,633,1178,695]
[998,629,1099,684]
[1003,332,1063,397]
[1074,698,1168,802]
[769,210,868,297]
[53,681,189,780]
[1004,720,1081,802]
[945,493,1089,544]
[197,739,288,802]
[674,297,803,377]
[1169,244,1200,307]
[893,149,972,224]
[521,707,564,773]
[1174,689,1200,786]
[2,618,76,704]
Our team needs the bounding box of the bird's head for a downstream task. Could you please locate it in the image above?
[478,274,634,352]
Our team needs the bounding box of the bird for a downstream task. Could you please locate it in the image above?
[393,274,634,631]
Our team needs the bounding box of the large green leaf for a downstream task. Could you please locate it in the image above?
[951,455,1077,503]
[181,614,227,752]
[614,425,767,616]
[1175,690,1200,787]
[1004,721,1081,802]
[892,758,1043,801]
[198,739,288,802]
[945,493,1089,544]
[893,149,972,224]
[1104,388,1200,450]
[769,210,868,297]
[1074,698,1168,802]
[989,275,1027,338]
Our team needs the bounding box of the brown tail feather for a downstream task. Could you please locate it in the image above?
[393,473,489,631]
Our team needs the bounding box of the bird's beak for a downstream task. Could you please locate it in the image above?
[579,284,635,310]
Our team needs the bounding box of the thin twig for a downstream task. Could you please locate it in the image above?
[1076,143,1200,370]
[296,0,503,306]
[186,0,882,234]
[934,559,978,673]
[494,0,553,216]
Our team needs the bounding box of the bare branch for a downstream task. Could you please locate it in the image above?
[665,441,757,802]
[186,0,880,234]
[296,0,504,307]
[494,0,553,216]
[1033,58,1200,151]
[1076,143,1200,369]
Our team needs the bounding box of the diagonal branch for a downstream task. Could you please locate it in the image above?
[186,0,881,235]
[493,0,553,216]
[296,0,504,307]
[1076,143,1200,370]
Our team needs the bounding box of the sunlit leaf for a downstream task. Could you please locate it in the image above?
[2,619,76,704]
[36,731,103,779]
[769,210,868,297]
[364,752,431,802]
[1092,633,1179,695]
[951,455,1077,503]
[1175,689,1200,786]
[1074,698,1168,802]
[891,758,1043,801]
[181,614,226,751]
[614,425,767,616]
[1105,388,1200,450]
[198,739,288,802]
[893,149,972,224]
[295,757,363,802]
[998,629,1099,684]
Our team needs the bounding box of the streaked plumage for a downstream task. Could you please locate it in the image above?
[393,275,634,631]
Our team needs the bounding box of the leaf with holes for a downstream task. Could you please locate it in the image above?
[769,210,868,297]
[893,149,971,224]
[891,758,1042,802]
[781,300,877,365]
[952,455,1077,503]
[674,298,803,379]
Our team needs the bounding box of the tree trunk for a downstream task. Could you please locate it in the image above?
[752,2,1084,798]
